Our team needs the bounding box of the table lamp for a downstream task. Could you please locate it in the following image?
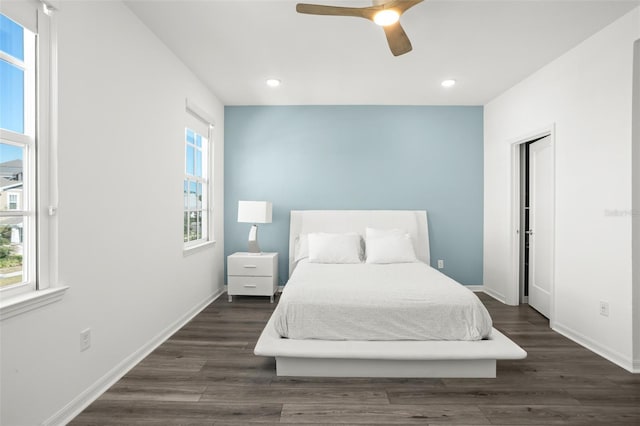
[237,201,272,254]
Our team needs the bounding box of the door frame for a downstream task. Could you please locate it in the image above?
[509,124,556,325]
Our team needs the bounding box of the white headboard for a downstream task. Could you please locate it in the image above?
[288,210,430,276]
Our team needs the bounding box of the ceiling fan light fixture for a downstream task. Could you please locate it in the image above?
[296,0,424,56]
[266,78,281,88]
[373,9,399,26]
[441,79,456,88]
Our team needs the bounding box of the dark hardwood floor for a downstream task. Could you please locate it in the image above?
[71,293,640,425]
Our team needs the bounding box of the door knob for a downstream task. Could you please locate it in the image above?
[526,230,534,235]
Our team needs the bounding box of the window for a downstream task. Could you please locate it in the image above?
[1,13,35,291]
[1,2,65,319]
[183,101,213,250]
[184,128,209,245]
[8,194,18,210]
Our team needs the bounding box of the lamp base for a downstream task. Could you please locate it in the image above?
[247,224,261,254]
[247,240,261,255]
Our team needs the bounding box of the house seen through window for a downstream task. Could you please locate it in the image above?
[0,13,35,290]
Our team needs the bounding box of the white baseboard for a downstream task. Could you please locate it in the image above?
[553,321,636,373]
[44,289,224,426]
[482,286,507,304]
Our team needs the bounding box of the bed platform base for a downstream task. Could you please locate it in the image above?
[255,314,526,378]
[276,357,496,378]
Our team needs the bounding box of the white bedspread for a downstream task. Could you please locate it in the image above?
[273,262,492,341]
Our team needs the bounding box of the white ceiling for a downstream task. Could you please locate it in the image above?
[125,0,639,105]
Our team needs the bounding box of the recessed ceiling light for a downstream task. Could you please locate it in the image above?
[373,10,399,26]
[266,78,281,88]
[441,79,456,88]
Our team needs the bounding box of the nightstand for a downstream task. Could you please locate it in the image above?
[227,252,278,303]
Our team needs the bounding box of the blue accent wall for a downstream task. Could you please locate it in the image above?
[224,106,483,285]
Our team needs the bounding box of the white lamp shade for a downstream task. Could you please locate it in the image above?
[237,201,272,224]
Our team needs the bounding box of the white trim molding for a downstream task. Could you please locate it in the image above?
[482,286,507,304]
[44,289,224,425]
[185,98,215,127]
[553,321,636,373]
[0,286,68,321]
[183,240,216,257]
[465,285,484,292]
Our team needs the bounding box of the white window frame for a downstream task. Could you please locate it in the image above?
[183,99,215,253]
[0,0,66,320]
[184,128,209,245]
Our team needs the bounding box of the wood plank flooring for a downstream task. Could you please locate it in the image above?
[71,293,640,425]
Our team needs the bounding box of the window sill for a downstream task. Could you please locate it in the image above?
[0,286,69,321]
[183,240,216,257]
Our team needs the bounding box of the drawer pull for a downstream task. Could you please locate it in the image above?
[243,265,257,269]
[243,284,257,288]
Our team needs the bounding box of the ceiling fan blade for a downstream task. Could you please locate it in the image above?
[296,3,375,20]
[382,22,412,56]
[386,0,424,15]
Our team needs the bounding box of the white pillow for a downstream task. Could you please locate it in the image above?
[294,234,310,262]
[365,227,417,264]
[307,232,362,264]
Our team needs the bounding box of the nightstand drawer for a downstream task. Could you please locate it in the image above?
[228,256,274,276]
[227,276,276,296]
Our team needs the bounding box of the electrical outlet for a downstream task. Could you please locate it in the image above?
[599,301,609,317]
[80,328,91,351]
[437,259,444,269]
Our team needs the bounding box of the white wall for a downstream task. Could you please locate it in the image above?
[484,7,640,371]
[0,1,225,425]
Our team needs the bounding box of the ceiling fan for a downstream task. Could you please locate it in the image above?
[296,0,424,56]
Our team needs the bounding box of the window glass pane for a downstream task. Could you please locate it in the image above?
[196,183,202,209]
[186,145,194,175]
[0,216,24,288]
[0,14,24,61]
[186,128,194,145]
[189,211,197,241]
[183,180,188,210]
[196,211,202,240]
[195,134,202,148]
[0,143,24,212]
[189,181,197,209]
[195,150,202,177]
[0,60,25,133]
[183,212,189,242]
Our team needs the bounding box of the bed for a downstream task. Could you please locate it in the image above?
[254,210,526,378]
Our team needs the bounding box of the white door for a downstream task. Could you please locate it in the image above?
[528,136,553,318]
